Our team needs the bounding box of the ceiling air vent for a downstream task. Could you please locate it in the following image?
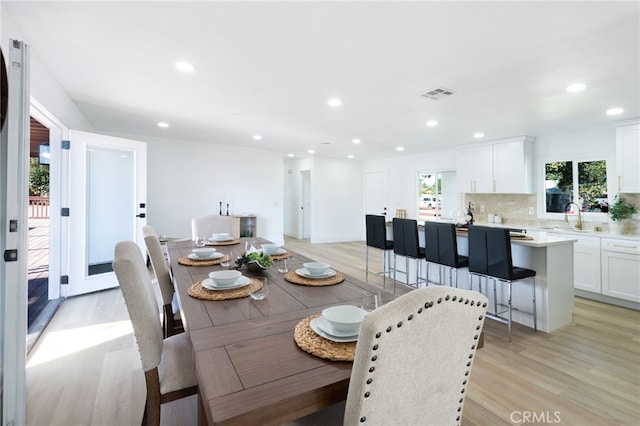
[420,87,455,100]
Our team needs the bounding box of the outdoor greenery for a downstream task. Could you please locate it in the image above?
[609,196,638,221]
[545,160,607,212]
[29,157,49,196]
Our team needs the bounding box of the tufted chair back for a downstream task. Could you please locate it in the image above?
[344,286,488,426]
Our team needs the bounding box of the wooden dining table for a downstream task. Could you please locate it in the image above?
[166,237,394,426]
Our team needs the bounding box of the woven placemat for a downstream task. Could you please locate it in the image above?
[294,315,355,361]
[205,239,241,246]
[187,278,261,301]
[284,271,345,286]
[271,251,293,261]
[178,254,231,266]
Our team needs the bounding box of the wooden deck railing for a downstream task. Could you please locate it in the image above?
[29,196,50,218]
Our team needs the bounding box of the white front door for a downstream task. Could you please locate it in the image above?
[67,130,147,296]
[364,171,389,217]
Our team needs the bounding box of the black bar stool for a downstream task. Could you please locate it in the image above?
[365,214,394,288]
[392,218,426,293]
[424,222,468,287]
[468,225,537,341]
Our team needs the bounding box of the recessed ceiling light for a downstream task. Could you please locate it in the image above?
[396,146,405,152]
[287,153,294,158]
[473,132,485,138]
[320,141,330,145]
[426,120,438,127]
[308,149,315,154]
[253,135,262,140]
[158,122,169,128]
[347,154,354,159]
[175,62,194,72]
[606,107,624,116]
[566,83,586,93]
[352,139,361,144]
[327,98,342,107]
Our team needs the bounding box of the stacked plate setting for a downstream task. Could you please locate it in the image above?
[202,270,250,291]
[310,305,366,342]
[209,232,233,242]
[296,262,336,279]
[189,247,224,261]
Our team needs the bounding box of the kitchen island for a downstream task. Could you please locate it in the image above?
[389,225,576,333]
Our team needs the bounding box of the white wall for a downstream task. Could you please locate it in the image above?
[311,157,363,243]
[144,136,285,244]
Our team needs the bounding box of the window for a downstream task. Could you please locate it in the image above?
[545,160,608,214]
[417,170,459,221]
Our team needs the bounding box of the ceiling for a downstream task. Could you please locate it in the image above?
[4,1,640,160]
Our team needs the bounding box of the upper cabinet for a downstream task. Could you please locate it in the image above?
[457,136,534,194]
[616,122,640,193]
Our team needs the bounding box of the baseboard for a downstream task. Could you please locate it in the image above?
[575,290,640,311]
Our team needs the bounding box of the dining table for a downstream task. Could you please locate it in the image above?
[166,237,394,426]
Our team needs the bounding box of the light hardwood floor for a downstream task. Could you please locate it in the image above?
[26,237,639,425]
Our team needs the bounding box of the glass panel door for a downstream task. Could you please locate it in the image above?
[68,130,146,296]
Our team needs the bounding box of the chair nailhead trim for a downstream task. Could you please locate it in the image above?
[465,371,469,376]
[452,295,457,301]
[474,335,478,340]
[369,367,375,373]
[364,391,370,398]
[375,332,382,338]
[468,353,473,359]
[463,380,467,385]
[476,325,481,330]
[386,326,392,333]
[418,307,423,313]
[460,388,465,394]
[470,301,475,306]
[458,407,462,412]
[371,355,377,361]
[465,299,470,304]
[366,378,373,384]
[457,416,461,421]
[360,417,366,423]
[372,344,378,350]
[482,302,487,307]
[397,321,402,328]
[408,314,413,320]
[478,315,483,320]
[466,362,471,367]
[437,297,442,303]
[471,344,476,350]
[459,398,464,403]
[459,298,464,303]
[445,295,450,301]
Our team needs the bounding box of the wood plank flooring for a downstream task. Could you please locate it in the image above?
[25,237,639,425]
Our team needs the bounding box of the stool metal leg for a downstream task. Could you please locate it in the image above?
[508,280,513,342]
[532,277,537,332]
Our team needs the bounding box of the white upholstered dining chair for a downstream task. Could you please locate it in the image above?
[290,286,488,426]
[113,241,197,426]
[191,213,236,240]
[142,225,183,338]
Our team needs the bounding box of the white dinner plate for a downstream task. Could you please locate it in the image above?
[188,252,224,261]
[209,236,234,242]
[310,318,358,342]
[295,268,337,279]
[315,316,360,337]
[272,248,287,255]
[202,276,250,291]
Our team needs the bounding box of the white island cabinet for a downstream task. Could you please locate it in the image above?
[455,232,576,333]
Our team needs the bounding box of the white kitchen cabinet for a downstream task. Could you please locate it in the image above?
[572,235,602,293]
[457,144,493,193]
[616,123,640,193]
[456,136,534,193]
[601,237,640,302]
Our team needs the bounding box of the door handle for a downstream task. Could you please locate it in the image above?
[136,213,146,218]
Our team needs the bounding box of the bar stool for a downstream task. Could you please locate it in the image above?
[365,214,394,288]
[424,222,468,287]
[392,218,426,293]
[468,225,537,341]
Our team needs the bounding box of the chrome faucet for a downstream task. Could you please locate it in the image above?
[564,202,583,230]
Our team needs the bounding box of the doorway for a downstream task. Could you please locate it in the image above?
[26,116,62,351]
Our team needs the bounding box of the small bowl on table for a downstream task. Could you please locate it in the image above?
[261,243,280,255]
[212,233,231,241]
[192,247,216,258]
[322,305,367,334]
[208,270,241,287]
[303,262,330,276]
